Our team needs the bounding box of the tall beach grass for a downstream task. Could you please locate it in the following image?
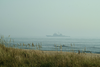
[0,35,100,67]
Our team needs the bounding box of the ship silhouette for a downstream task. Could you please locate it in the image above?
[46,33,70,37]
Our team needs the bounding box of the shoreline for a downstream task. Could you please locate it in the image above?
[22,48,100,58]
[4,45,100,58]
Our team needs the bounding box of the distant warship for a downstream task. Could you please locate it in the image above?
[46,33,70,37]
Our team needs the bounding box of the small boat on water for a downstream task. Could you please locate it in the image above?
[46,33,70,37]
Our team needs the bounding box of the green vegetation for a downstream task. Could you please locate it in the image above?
[0,36,100,67]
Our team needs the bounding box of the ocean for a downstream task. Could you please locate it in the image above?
[3,37,100,54]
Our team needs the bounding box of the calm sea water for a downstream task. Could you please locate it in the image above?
[4,37,100,54]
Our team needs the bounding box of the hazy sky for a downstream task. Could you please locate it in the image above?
[0,0,100,38]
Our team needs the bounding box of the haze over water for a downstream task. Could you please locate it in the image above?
[1,1,100,54]
[0,0,100,38]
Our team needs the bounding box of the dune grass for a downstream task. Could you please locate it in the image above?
[0,44,100,67]
[0,36,100,67]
